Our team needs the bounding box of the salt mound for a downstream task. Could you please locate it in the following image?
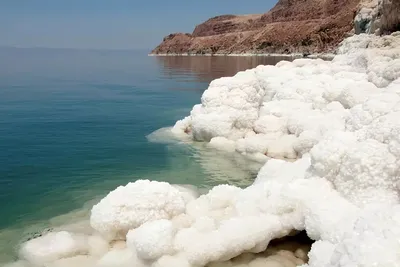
[19,231,88,266]
[173,33,400,163]
[90,180,186,241]
[7,31,400,267]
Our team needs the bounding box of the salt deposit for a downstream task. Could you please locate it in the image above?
[5,21,400,267]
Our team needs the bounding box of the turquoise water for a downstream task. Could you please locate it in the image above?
[0,48,287,262]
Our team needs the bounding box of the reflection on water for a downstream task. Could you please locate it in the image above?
[156,56,294,91]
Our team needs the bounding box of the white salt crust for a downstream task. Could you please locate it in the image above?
[7,32,400,267]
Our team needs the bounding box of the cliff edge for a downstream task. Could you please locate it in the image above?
[151,0,361,55]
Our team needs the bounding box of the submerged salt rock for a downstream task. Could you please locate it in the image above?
[90,180,186,240]
[19,231,88,266]
[208,137,236,152]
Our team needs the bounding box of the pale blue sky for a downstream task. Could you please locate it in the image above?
[0,1,277,50]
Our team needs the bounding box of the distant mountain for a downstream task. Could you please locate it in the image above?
[151,0,360,55]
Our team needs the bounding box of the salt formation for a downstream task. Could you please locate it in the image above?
[174,32,400,162]
[90,180,187,241]
[6,25,400,267]
[354,0,381,34]
[355,0,400,34]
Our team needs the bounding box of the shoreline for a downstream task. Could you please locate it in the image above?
[148,52,336,60]
[5,32,400,267]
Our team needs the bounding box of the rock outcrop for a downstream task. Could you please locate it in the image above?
[354,0,380,33]
[381,0,400,33]
[355,0,400,34]
[151,0,361,55]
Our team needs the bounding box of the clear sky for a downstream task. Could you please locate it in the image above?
[0,0,278,50]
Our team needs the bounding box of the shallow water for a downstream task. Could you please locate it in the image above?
[0,48,292,263]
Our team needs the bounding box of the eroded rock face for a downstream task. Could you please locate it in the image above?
[381,0,400,33]
[151,0,361,55]
[192,14,261,37]
[352,0,400,34]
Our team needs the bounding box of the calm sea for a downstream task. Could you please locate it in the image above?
[0,48,289,263]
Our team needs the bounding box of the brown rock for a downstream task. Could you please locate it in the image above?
[192,14,263,37]
[151,0,361,55]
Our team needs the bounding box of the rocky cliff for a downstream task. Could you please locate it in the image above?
[151,0,362,55]
[355,0,400,34]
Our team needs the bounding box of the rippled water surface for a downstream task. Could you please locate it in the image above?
[0,48,291,262]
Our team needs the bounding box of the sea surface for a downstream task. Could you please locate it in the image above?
[0,48,290,263]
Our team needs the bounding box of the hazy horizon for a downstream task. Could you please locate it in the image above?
[0,45,150,51]
[0,0,278,50]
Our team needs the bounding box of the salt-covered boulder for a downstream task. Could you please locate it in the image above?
[90,180,186,240]
[19,231,89,266]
